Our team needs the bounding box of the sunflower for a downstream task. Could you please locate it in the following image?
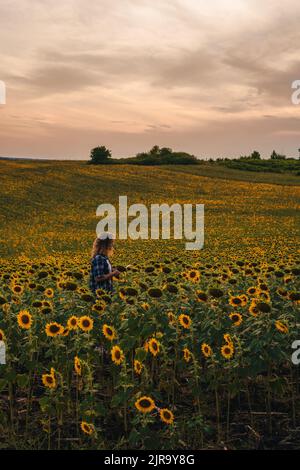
[134,359,143,375]
[247,286,258,296]
[183,347,192,362]
[258,291,271,302]
[95,288,106,297]
[196,290,208,302]
[80,421,95,435]
[92,302,106,313]
[159,408,174,425]
[135,396,155,413]
[45,322,64,337]
[178,314,192,329]
[44,288,54,298]
[125,287,139,297]
[221,343,234,359]
[102,324,116,341]
[119,289,126,300]
[256,301,271,313]
[67,315,79,330]
[277,288,288,298]
[74,356,82,375]
[42,306,53,315]
[223,333,233,345]
[80,293,94,302]
[209,287,224,299]
[239,294,248,306]
[259,282,269,292]
[64,281,78,292]
[56,280,64,289]
[42,371,56,389]
[167,311,176,325]
[148,338,160,356]
[275,320,289,334]
[288,291,300,302]
[249,299,259,316]
[141,302,150,311]
[12,284,24,295]
[164,283,179,294]
[229,296,243,307]
[0,329,5,342]
[62,327,69,336]
[17,310,32,330]
[111,345,124,365]
[147,287,163,299]
[201,343,212,358]
[229,312,242,326]
[186,269,200,282]
[78,315,94,332]
[77,287,86,294]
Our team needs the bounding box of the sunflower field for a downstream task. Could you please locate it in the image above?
[0,159,299,449]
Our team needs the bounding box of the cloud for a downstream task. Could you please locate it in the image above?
[7,65,104,96]
[1,0,300,158]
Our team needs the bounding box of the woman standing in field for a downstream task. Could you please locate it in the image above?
[89,233,120,294]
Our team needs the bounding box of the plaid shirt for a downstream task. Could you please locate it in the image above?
[89,254,113,293]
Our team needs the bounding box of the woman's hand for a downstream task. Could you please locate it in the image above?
[111,269,120,278]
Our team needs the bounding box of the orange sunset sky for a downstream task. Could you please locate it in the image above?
[1,0,300,159]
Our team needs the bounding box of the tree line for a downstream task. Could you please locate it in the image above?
[88,146,297,165]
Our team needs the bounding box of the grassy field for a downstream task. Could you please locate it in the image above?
[0,159,299,449]
[165,163,300,185]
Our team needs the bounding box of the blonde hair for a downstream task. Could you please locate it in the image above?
[91,236,114,258]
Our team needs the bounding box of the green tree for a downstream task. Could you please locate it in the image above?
[270,150,286,160]
[250,150,261,160]
[159,147,172,156]
[149,145,160,156]
[89,146,112,164]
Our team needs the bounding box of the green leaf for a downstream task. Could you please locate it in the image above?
[134,347,147,361]
[128,428,140,445]
[0,379,8,392]
[16,374,29,388]
[39,396,51,412]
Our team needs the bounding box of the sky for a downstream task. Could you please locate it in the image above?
[0,0,300,160]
